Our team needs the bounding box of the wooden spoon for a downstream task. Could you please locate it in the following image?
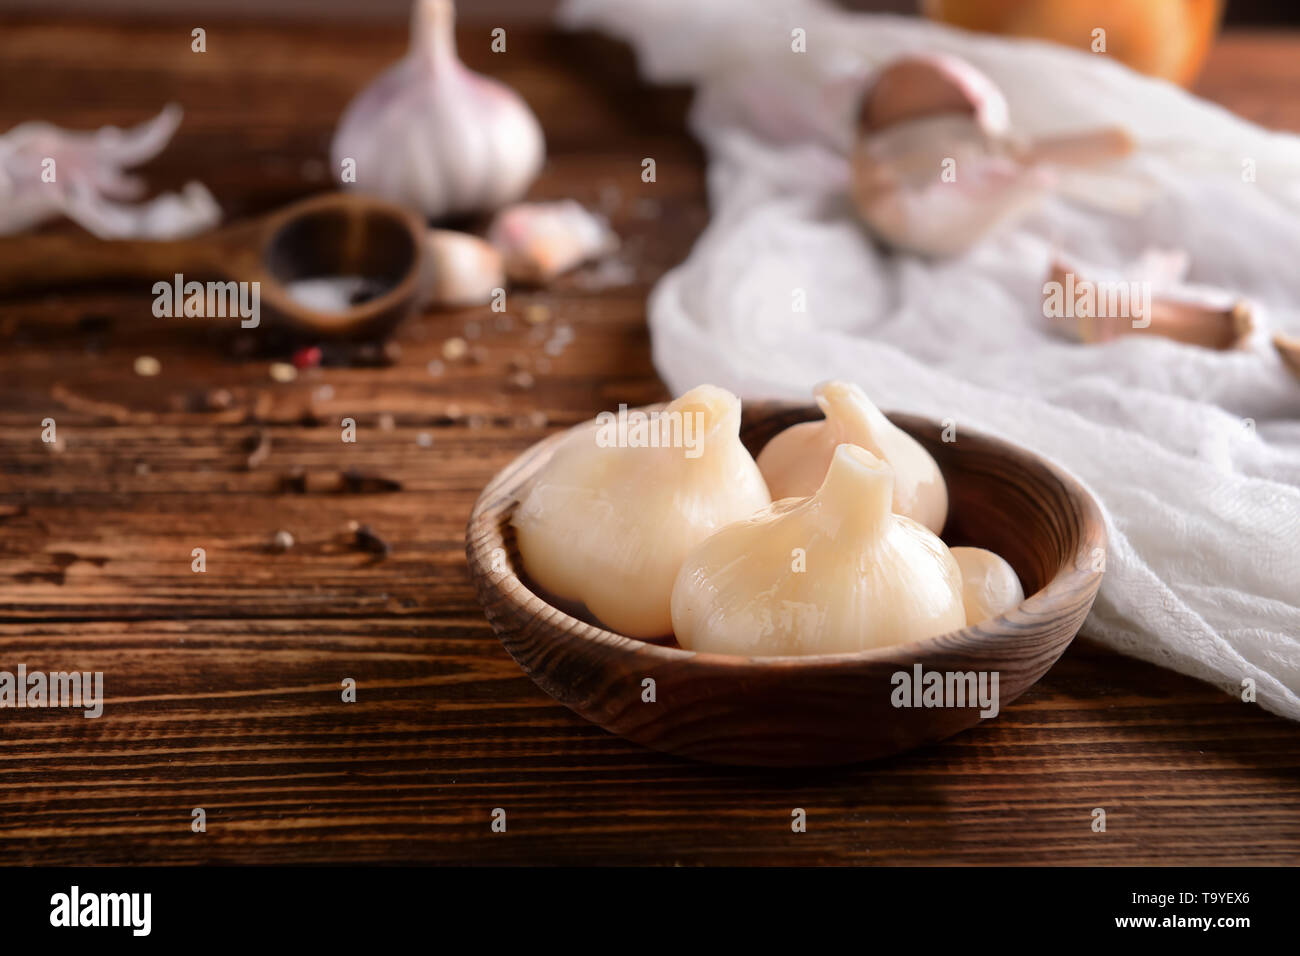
[0,192,428,340]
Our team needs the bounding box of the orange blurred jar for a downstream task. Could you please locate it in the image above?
[922,0,1224,86]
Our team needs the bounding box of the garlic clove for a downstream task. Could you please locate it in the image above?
[857,53,1010,137]
[672,444,965,657]
[487,200,618,285]
[331,0,545,220]
[426,228,505,307]
[756,380,948,534]
[949,546,1024,626]
[851,54,1134,257]
[851,127,1051,258]
[512,385,770,638]
[1046,259,1254,349]
[1275,331,1300,380]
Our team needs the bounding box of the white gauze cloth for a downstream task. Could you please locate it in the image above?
[560,0,1300,720]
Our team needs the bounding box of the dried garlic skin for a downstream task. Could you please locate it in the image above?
[950,546,1024,626]
[756,380,948,534]
[672,444,965,656]
[512,385,770,638]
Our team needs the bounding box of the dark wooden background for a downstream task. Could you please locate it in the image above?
[1,14,1298,865]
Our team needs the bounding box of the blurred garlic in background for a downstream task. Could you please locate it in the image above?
[426,229,505,306]
[1046,251,1254,350]
[0,104,219,239]
[331,0,545,220]
[757,380,948,534]
[488,200,619,284]
[851,53,1133,257]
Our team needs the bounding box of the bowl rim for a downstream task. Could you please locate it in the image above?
[466,401,1107,671]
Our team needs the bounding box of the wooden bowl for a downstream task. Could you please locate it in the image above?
[466,402,1106,767]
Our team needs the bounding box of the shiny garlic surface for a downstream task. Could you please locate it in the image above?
[512,385,770,638]
[756,380,948,534]
[672,444,965,656]
[950,546,1024,626]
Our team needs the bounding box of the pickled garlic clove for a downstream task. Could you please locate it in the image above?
[950,546,1024,626]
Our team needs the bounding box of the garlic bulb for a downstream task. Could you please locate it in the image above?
[756,380,948,534]
[950,546,1024,626]
[331,0,545,219]
[672,444,965,656]
[512,385,770,638]
[851,53,1133,257]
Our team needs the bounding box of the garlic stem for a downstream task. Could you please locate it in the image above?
[818,379,886,439]
[413,0,457,69]
[809,443,894,537]
[756,380,948,534]
[671,383,740,445]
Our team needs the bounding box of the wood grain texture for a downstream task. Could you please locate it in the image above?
[1,17,1299,863]
[466,403,1106,766]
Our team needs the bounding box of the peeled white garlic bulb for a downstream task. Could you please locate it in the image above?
[672,444,965,656]
[950,546,1024,626]
[331,0,545,219]
[512,385,771,638]
[756,380,948,534]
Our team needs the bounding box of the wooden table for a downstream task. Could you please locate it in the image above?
[1,17,1297,866]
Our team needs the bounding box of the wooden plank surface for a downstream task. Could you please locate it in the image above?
[1,17,1298,865]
